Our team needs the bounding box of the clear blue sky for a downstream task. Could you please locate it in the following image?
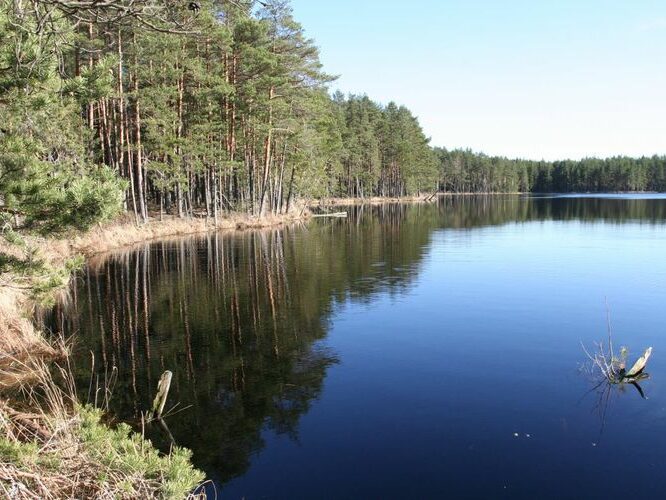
[289,0,666,161]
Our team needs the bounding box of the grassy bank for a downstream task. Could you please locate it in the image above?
[0,209,310,498]
[0,361,205,498]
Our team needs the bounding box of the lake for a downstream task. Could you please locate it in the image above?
[49,195,666,499]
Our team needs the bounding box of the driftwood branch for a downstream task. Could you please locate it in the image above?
[583,338,654,385]
[311,212,347,218]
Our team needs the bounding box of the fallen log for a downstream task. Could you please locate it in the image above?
[311,212,348,218]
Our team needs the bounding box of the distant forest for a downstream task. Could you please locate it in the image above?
[437,149,666,194]
[1,0,665,235]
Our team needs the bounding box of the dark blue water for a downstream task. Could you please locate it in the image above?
[52,195,666,499]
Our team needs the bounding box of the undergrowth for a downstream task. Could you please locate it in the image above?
[0,359,205,499]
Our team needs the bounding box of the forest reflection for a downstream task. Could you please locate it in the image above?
[50,203,437,483]
[435,194,666,227]
[49,195,666,485]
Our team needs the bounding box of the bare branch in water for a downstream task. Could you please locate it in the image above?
[581,309,653,386]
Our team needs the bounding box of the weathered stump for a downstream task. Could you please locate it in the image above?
[151,370,173,420]
[626,347,653,378]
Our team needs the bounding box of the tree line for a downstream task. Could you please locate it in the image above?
[1,0,665,235]
[437,149,666,194]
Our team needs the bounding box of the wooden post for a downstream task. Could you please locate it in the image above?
[151,371,173,420]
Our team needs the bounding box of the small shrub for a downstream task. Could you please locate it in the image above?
[77,406,205,499]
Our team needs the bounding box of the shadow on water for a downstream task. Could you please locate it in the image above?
[579,374,651,448]
[46,195,666,491]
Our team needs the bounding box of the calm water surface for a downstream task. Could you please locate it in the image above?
[51,195,666,499]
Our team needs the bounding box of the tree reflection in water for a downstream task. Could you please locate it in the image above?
[48,196,666,485]
[49,203,437,483]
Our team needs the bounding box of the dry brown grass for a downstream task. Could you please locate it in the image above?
[0,356,78,499]
[69,211,307,259]
[18,208,309,264]
[0,291,41,356]
[0,289,60,386]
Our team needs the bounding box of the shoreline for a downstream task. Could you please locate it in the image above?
[0,192,535,361]
[3,194,440,360]
[313,194,434,206]
[1,191,662,496]
[0,209,311,358]
[68,211,309,260]
[0,192,558,496]
[6,187,648,383]
[0,207,314,497]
